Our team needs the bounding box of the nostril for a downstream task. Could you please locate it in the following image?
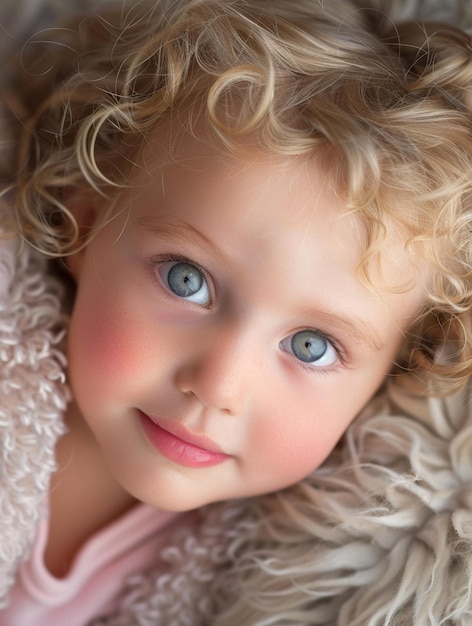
[174,362,242,415]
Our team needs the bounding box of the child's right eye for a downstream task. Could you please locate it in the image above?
[157,260,211,306]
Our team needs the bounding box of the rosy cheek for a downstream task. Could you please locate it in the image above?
[253,419,327,483]
[68,301,150,390]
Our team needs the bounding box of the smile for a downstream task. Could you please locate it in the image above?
[138,410,231,468]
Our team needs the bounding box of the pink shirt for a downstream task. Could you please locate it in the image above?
[0,504,177,625]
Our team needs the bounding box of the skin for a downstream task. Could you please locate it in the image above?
[48,133,427,575]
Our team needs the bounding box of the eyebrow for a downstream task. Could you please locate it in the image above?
[298,307,384,352]
[139,216,224,262]
[140,216,385,353]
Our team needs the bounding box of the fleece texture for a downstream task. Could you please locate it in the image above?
[0,239,68,608]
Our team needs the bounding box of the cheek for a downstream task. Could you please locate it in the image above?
[251,362,396,490]
[67,291,151,394]
[250,410,340,488]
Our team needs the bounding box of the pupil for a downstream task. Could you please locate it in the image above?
[168,263,203,297]
[292,330,327,363]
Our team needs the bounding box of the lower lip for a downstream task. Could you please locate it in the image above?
[138,412,230,468]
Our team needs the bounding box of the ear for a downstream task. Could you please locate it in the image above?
[63,190,99,280]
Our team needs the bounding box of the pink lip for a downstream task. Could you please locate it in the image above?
[138,410,230,468]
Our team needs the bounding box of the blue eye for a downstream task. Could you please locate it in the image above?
[280,330,338,367]
[158,261,211,306]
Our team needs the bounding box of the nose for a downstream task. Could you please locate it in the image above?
[174,324,253,416]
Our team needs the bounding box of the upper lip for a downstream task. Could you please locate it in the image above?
[138,410,228,455]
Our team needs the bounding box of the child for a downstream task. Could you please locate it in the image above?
[1,0,472,623]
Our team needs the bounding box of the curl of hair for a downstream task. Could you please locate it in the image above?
[4,0,472,393]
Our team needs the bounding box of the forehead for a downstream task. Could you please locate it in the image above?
[136,126,423,290]
[122,138,427,355]
[99,127,429,355]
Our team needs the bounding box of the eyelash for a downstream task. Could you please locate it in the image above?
[148,253,213,305]
[295,332,349,375]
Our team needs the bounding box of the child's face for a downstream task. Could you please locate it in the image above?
[67,134,426,511]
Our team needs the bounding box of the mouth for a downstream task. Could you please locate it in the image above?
[137,410,231,468]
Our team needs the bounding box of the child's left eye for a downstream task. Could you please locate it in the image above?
[158,260,211,306]
[280,330,338,368]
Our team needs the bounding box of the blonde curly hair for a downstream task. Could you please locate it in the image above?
[4,0,472,393]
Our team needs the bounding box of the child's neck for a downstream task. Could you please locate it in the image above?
[45,401,137,579]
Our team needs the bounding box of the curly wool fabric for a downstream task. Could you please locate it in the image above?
[0,239,69,608]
